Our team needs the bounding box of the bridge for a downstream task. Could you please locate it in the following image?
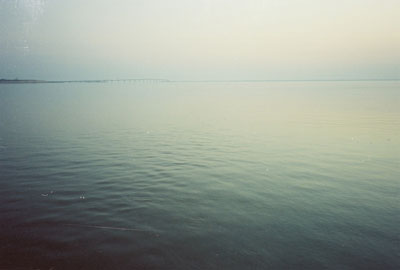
[53,79,170,83]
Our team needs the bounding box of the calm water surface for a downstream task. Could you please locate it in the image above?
[0,81,399,269]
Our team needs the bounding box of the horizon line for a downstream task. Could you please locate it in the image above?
[1,78,399,84]
[170,79,400,82]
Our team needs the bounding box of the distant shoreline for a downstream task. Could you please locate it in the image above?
[0,79,48,84]
[0,79,170,84]
[0,78,398,84]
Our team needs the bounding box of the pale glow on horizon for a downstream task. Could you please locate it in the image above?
[0,0,399,80]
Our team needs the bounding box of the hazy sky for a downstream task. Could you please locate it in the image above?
[1,0,399,80]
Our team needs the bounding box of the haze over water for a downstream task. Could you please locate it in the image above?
[1,0,399,81]
[1,0,400,268]
[0,81,399,269]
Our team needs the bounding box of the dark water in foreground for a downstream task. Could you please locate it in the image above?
[0,81,399,269]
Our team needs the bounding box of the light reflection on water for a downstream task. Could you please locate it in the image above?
[0,81,399,269]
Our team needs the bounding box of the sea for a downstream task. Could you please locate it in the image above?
[0,81,399,269]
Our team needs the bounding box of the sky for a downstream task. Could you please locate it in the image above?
[0,0,399,81]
